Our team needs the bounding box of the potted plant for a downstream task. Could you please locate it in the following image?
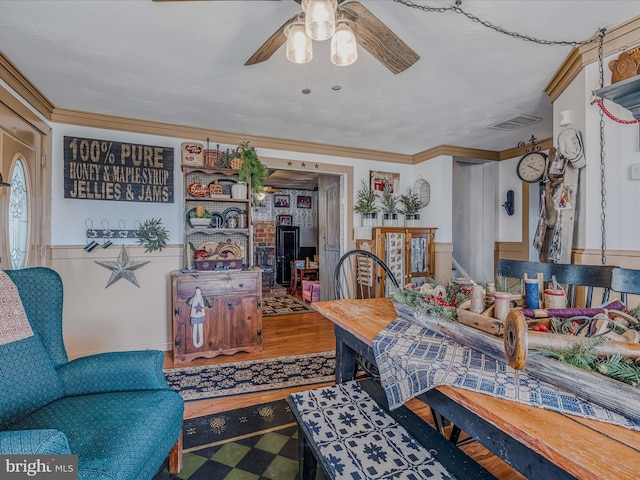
[399,187,423,227]
[354,179,378,226]
[237,141,268,203]
[380,183,399,226]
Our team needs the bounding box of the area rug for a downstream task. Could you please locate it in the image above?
[153,399,299,480]
[164,351,336,402]
[261,294,314,317]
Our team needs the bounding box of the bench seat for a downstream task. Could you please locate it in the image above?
[288,380,495,480]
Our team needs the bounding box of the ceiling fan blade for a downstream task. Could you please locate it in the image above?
[343,1,419,74]
[245,13,298,66]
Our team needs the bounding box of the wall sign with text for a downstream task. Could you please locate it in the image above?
[64,136,174,203]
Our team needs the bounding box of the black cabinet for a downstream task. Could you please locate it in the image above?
[276,226,299,285]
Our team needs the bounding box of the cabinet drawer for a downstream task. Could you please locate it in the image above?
[175,272,258,298]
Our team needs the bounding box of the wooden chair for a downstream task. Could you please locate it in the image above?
[611,267,640,304]
[496,259,554,291]
[334,250,399,380]
[334,249,399,300]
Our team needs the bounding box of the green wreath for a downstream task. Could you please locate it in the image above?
[136,218,169,253]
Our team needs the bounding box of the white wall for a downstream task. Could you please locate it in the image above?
[554,50,640,253]
[497,156,524,242]
[414,155,453,242]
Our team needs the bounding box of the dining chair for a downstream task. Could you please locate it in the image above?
[550,263,616,308]
[610,267,640,304]
[496,259,554,291]
[334,249,399,300]
[334,250,399,381]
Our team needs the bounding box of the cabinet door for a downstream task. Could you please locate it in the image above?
[406,229,434,287]
[380,230,406,287]
[174,292,222,360]
[219,294,262,350]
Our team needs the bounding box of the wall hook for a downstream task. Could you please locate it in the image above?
[502,190,515,216]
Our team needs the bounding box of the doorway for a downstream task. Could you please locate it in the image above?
[0,86,50,269]
[452,159,496,282]
[258,164,344,300]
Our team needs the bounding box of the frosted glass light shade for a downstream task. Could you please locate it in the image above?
[285,21,313,64]
[302,0,337,41]
[331,21,357,66]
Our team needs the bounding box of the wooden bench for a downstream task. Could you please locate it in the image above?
[287,379,496,480]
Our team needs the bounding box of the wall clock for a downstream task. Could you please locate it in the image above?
[516,151,547,183]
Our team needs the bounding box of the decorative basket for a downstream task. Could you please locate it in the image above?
[209,179,223,196]
[229,157,244,170]
[204,149,220,168]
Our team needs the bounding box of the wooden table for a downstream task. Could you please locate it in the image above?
[288,263,318,295]
[312,298,640,480]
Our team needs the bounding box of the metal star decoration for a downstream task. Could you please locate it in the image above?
[95,244,150,288]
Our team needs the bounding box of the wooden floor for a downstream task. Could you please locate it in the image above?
[163,308,525,480]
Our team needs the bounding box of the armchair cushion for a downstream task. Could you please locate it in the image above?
[0,337,64,429]
[57,350,170,396]
[10,390,184,480]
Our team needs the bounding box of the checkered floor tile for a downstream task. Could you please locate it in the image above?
[155,425,300,480]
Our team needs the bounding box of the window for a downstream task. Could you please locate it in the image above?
[8,158,29,269]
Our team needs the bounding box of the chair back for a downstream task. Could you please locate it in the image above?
[5,267,68,366]
[550,263,616,308]
[334,250,399,300]
[496,259,554,293]
[611,267,640,305]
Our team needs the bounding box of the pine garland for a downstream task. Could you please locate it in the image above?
[532,340,640,388]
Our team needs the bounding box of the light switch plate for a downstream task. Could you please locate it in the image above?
[631,163,640,180]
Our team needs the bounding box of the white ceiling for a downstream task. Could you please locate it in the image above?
[0,1,638,156]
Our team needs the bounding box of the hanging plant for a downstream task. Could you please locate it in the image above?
[136,218,169,252]
[237,141,268,200]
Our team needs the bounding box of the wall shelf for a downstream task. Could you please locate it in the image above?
[595,75,640,119]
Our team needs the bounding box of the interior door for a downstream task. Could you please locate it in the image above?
[0,95,48,269]
[318,174,341,300]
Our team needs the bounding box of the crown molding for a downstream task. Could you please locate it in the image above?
[0,51,54,120]
[499,137,553,160]
[50,108,414,165]
[412,144,500,164]
[546,16,640,102]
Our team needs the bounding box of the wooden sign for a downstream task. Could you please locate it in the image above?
[63,136,174,203]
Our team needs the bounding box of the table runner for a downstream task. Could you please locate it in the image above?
[373,316,640,430]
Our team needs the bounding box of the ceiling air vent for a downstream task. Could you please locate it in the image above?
[487,114,542,131]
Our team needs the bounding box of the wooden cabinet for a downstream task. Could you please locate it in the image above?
[356,227,436,288]
[171,269,263,363]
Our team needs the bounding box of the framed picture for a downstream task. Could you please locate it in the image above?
[277,214,293,226]
[297,195,312,209]
[273,194,290,208]
[370,170,400,194]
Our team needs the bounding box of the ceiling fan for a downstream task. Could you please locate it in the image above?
[153,0,419,74]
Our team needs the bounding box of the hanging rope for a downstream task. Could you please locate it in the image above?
[590,98,640,125]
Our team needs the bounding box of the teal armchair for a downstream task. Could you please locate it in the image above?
[0,267,184,479]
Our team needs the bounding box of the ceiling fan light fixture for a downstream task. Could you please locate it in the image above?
[285,20,313,64]
[302,0,337,41]
[331,19,357,66]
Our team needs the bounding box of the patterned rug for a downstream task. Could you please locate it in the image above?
[153,399,299,480]
[261,294,314,317]
[164,351,336,402]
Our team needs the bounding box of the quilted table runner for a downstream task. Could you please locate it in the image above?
[373,316,640,430]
